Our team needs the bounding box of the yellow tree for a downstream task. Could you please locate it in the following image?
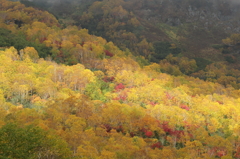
[20,47,39,62]
[137,38,154,59]
[61,115,86,155]
[63,64,96,92]
[3,46,19,61]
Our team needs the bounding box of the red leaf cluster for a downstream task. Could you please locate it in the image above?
[115,125,124,133]
[217,150,226,157]
[208,148,227,158]
[119,94,127,101]
[103,124,112,132]
[160,122,187,137]
[140,128,153,137]
[234,147,240,158]
[115,83,125,91]
[103,76,115,82]
[40,37,47,43]
[104,50,114,57]
[151,142,162,149]
[112,97,119,100]
[54,41,62,48]
[171,130,184,138]
[81,41,85,46]
[166,92,174,100]
[180,105,190,111]
[160,122,173,135]
[102,124,124,133]
[130,132,135,137]
[149,101,157,106]
[217,101,223,105]
[145,131,153,137]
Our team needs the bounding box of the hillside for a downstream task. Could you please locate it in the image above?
[20,0,240,60]
[1,0,240,158]
[16,0,240,89]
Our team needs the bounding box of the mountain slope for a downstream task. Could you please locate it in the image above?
[1,0,240,158]
[23,0,240,60]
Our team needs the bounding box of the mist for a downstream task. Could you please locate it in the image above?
[230,0,240,4]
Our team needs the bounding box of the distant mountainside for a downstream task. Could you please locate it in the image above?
[19,0,240,62]
[2,0,240,89]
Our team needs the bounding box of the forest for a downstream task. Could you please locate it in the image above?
[1,0,240,158]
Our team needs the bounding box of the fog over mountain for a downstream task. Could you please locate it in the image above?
[230,0,240,4]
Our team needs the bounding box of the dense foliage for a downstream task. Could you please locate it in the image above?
[1,0,240,158]
[20,0,240,64]
[1,44,240,158]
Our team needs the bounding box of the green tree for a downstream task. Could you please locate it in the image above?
[0,123,71,159]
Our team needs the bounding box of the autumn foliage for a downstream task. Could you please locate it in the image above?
[1,44,240,158]
[1,0,240,158]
